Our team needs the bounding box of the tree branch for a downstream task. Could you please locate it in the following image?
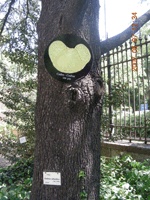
[26,0,29,20]
[0,0,16,36]
[100,9,150,55]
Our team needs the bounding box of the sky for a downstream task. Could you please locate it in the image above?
[0,0,149,40]
[99,0,150,40]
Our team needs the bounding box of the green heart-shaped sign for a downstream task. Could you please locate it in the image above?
[49,41,91,73]
[44,34,93,83]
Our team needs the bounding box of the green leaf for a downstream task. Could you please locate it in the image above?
[79,171,86,178]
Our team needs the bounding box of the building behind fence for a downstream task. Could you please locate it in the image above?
[101,35,150,144]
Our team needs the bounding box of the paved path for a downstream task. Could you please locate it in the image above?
[0,154,11,168]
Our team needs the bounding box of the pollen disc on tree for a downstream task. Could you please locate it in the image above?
[44,34,93,83]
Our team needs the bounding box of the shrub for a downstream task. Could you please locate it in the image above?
[1,155,150,199]
[100,154,150,200]
[0,158,33,200]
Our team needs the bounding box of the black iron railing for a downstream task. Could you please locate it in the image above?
[101,35,150,144]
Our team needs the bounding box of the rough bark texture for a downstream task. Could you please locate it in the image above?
[30,0,104,199]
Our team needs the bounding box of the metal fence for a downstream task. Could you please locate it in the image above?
[101,35,150,144]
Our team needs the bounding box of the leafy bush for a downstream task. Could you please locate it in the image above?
[1,155,150,199]
[100,154,150,200]
[0,125,35,162]
[0,158,33,200]
[0,61,36,161]
[0,0,40,161]
[101,81,127,140]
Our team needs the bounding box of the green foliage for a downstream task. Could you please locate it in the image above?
[101,81,128,139]
[103,81,127,108]
[0,158,33,200]
[0,0,40,161]
[0,91,36,160]
[0,155,150,199]
[129,87,144,112]
[1,155,150,200]
[100,155,150,200]
[0,127,19,162]
[79,171,88,200]
[78,170,86,179]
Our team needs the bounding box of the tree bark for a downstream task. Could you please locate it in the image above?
[30,0,104,199]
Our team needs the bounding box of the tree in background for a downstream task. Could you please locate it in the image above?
[0,0,40,160]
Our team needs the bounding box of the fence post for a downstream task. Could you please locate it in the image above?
[107,51,113,139]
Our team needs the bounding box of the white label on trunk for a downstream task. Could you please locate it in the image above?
[19,136,26,144]
[43,172,61,186]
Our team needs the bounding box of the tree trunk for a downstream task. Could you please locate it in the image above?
[30,0,104,199]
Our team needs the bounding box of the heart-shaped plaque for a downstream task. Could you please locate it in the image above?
[44,34,93,83]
